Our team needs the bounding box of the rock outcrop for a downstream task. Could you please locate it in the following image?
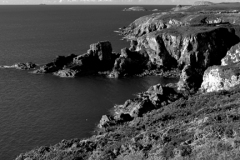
[200,63,240,93]
[32,54,77,74]
[0,62,37,70]
[108,48,149,78]
[177,65,202,91]
[31,41,119,77]
[221,42,240,66]
[137,25,239,72]
[107,84,181,123]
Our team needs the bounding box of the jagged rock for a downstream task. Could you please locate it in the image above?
[32,54,77,74]
[200,63,240,93]
[221,42,240,66]
[31,41,119,77]
[109,48,148,78]
[89,41,113,62]
[177,65,202,91]
[113,84,181,121]
[73,41,117,71]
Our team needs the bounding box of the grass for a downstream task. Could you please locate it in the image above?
[16,85,240,160]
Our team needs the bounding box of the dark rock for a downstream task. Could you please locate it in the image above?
[177,65,202,91]
[109,48,148,78]
[32,54,77,74]
[89,41,112,62]
[73,41,117,72]
[31,41,119,77]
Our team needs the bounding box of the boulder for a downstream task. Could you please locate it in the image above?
[221,42,240,66]
[200,63,240,93]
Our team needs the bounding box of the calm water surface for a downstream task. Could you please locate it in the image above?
[0,5,175,159]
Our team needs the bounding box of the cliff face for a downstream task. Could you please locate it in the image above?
[136,25,239,70]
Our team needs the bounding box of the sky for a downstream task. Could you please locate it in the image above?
[0,0,239,5]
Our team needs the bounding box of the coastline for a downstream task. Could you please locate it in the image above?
[15,2,240,159]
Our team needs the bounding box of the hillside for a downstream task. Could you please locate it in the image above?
[16,2,240,160]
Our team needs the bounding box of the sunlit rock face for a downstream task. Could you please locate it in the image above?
[222,42,240,66]
[200,63,240,93]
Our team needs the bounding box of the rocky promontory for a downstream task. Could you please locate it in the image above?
[15,2,240,160]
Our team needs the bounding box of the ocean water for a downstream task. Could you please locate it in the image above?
[0,5,175,159]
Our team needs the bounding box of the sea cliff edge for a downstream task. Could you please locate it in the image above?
[15,2,240,160]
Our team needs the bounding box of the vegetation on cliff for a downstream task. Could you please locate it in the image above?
[16,85,240,160]
[15,2,240,160]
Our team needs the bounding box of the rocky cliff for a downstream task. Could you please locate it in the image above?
[15,2,240,160]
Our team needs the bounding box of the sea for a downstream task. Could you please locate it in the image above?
[0,5,176,159]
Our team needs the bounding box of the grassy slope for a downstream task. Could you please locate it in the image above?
[17,86,240,160]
